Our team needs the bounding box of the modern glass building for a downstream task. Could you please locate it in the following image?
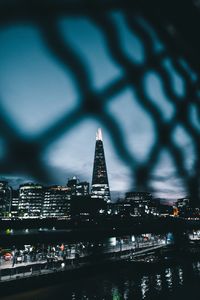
[91,129,111,202]
[42,185,71,219]
[18,183,44,218]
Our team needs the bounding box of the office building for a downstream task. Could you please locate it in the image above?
[91,128,111,202]
[10,189,19,218]
[125,191,152,216]
[67,176,89,196]
[0,181,12,218]
[42,185,71,219]
[18,183,43,218]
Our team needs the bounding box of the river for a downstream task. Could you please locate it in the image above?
[2,259,200,300]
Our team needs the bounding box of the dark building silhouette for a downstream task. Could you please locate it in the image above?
[177,197,190,210]
[91,129,111,203]
[176,197,198,218]
[67,176,89,196]
[67,176,79,195]
[0,181,12,218]
[125,192,152,216]
[71,195,106,220]
[10,189,19,218]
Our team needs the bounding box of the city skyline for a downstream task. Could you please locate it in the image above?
[0,3,199,300]
[0,124,189,204]
[0,15,195,202]
[0,127,187,206]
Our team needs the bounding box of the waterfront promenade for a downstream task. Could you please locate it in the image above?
[0,243,165,283]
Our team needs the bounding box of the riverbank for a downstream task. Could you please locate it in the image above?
[1,256,200,300]
[1,244,200,297]
[0,245,165,296]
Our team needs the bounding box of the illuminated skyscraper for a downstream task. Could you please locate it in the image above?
[91,128,111,202]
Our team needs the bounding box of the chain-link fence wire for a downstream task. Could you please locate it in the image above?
[0,0,200,206]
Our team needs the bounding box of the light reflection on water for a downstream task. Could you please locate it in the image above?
[165,268,173,291]
[155,274,162,291]
[2,261,200,300]
[68,261,200,300]
[178,267,184,285]
[192,261,200,275]
[140,276,149,299]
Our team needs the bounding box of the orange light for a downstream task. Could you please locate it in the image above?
[173,207,179,216]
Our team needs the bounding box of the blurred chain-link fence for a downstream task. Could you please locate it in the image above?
[0,0,200,206]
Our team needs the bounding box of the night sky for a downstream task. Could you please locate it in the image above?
[0,12,196,202]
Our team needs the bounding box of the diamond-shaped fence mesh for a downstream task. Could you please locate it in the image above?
[0,0,200,206]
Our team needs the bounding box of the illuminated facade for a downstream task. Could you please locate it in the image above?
[42,186,71,219]
[177,197,190,209]
[125,192,152,216]
[0,181,12,218]
[67,176,89,196]
[10,189,19,218]
[91,128,111,202]
[176,197,192,217]
[15,178,90,219]
[18,183,44,218]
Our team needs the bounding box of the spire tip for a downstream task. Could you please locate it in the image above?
[96,128,103,141]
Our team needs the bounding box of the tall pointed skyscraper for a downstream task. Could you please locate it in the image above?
[91,128,111,202]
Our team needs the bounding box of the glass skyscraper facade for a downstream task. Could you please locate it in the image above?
[91,129,111,202]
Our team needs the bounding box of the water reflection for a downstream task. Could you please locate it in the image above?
[141,276,149,299]
[165,268,173,290]
[155,274,162,291]
[69,262,200,300]
[112,287,121,300]
[2,261,200,300]
[192,261,200,275]
[178,267,184,285]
